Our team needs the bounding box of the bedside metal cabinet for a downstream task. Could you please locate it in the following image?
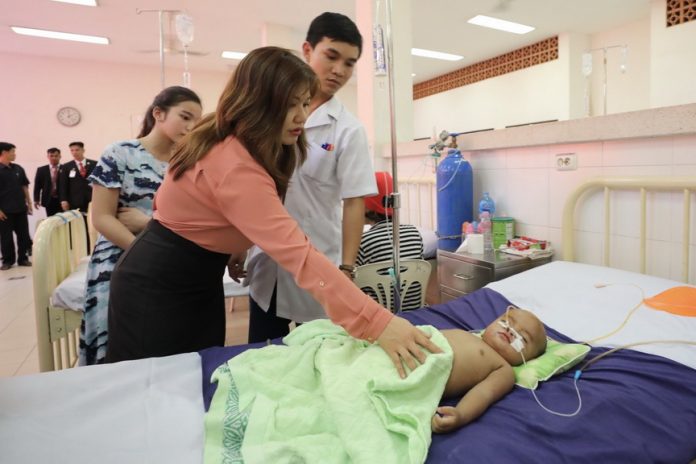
[437,249,552,303]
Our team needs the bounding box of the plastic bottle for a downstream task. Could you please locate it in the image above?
[479,211,493,251]
[478,192,496,217]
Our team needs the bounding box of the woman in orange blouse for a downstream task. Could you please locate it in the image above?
[106,47,440,377]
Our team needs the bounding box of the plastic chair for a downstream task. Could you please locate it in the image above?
[353,259,431,312]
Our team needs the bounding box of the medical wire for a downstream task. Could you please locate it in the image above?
[578,339,696,372]
[526,281,696,418]
[581,282,645,345]
[502,307,585,418]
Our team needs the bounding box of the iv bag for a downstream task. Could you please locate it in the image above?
[175,13,194,46]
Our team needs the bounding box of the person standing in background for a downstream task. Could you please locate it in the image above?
[0,142,33,270]
[79,86,202,365]
[59,141,96,213]
[246,12,377,342]
[33,147,62,216]
[59,141,96,250]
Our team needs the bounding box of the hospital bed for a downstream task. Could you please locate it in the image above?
[33,212,249,372]
[3,176,695,463]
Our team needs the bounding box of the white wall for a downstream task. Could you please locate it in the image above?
[411,2,696,137]
[412,58,568,138]
[589,17,651,116]
[649,0,696,108]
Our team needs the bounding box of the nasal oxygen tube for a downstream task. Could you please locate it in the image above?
[509,285,696,418]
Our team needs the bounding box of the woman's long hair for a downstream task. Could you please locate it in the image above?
[138,86,202,138]
[169,46,319,198]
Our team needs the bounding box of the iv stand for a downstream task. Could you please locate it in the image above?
[584,44,627,116]
[382,0,402,312]
[136,8,181,89]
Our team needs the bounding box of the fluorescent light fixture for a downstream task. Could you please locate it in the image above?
[11,26,109,44]
[467,15,534,34]
[50,0,98,5]
[221,51,247,60]
[411,48,463,61]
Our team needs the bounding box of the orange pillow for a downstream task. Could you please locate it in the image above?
[644,286,696,317]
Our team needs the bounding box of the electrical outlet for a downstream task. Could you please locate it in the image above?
[555,153,577,171]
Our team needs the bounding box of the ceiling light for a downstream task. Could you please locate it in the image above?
[221,51,247,60]
[467,15,534,34]
[411,48,463,61]
[49,0,98,5]
[11,26,109,44]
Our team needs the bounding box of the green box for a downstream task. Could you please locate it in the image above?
[492,217,514,249]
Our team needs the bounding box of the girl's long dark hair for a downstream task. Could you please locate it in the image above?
[169,46,318,198]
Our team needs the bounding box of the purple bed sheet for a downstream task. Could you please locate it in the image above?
[199,288,696,463]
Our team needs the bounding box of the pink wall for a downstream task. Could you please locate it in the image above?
[0,51,230,234]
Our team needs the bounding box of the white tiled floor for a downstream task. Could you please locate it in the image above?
[0,264,250,378]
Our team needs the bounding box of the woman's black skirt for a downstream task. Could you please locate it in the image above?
[106,220,230,363]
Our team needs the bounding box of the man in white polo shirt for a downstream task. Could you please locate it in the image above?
[246,12,377,342]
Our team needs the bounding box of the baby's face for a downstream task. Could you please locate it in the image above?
[482,307,547,366]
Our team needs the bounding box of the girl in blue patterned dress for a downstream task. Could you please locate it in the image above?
[79,86,203,365]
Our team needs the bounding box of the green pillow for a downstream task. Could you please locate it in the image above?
[512,338,590,390]
[472,330,590,390]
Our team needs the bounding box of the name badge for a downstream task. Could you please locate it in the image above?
[69,169,76,178]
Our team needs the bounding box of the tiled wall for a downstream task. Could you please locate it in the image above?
[462,135,696,283]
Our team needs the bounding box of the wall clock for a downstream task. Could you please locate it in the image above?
[57,106,81,127]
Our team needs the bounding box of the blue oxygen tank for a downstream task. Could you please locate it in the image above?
[436,148,473,251]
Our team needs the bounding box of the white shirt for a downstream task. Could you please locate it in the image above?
[247,96,377,321]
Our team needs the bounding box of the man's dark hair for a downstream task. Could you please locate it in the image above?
[69,141,84,148]
[47,147,61,154]
[0,142,16,153]
[306,12,362,57]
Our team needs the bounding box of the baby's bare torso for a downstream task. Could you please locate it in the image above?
[440,329,508,398]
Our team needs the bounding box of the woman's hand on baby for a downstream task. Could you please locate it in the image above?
[431,406,462,434]
[117,207,150,234]
[377,316,443,379]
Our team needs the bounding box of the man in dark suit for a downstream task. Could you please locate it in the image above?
[33,147,62,217]
[0,142,33,270]
[59,141,96,213]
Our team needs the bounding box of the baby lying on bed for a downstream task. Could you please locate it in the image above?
[205,307,547,464]
[433,306,547,433]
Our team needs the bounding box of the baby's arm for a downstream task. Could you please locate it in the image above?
[431,362,514,433]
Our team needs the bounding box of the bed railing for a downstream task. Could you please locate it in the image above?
[562,177,696,283]
[32,210,88,371]
[397,176,436,230]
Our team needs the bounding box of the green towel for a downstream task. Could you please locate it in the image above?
[204,319,453,464]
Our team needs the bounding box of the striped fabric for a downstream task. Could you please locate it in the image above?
[356,221,424,311]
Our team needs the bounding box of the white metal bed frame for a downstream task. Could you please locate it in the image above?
[397,176,436,230]
[562,176,695,283]
[32,210,89,371]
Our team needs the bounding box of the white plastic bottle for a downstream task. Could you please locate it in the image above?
[479,211,493,252]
